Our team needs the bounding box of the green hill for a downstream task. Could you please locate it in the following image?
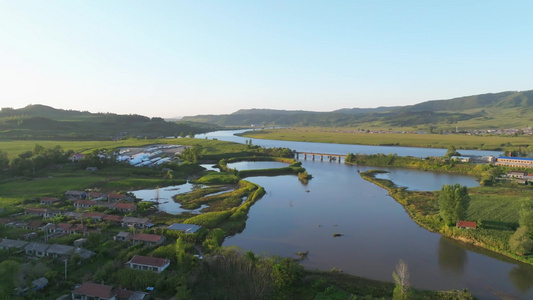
[0,105,219,140]
[182,90,533,129]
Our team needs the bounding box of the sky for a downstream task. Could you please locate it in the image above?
[1,1,532,118]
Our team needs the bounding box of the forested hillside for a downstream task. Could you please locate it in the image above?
[182,90,533,129]
[0,105,218,140]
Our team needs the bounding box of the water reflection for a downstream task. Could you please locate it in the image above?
[509,264,533,294]
[438,237,467,275]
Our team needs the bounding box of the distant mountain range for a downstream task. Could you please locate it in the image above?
[0,104,218,140]
[182,90,533,129]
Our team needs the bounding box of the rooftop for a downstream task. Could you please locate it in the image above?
[168,223,202,233]
[132,233,164,243]
[128,255,170,267]
[72,282,116,299]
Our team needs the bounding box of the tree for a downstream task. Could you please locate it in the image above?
[180,145,202,163]
[345,153,355,163]
[0,150,8,170]
[519,200,533,236]
[392,259,410,300]
[509,227,533,255]
[438,184,470,226]
[0,260,20,295]
[445,145,460,158]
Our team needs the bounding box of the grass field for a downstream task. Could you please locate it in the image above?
[240,127,532,151]
[0,137,249,158]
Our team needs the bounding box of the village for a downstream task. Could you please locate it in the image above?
[0,145,203,299]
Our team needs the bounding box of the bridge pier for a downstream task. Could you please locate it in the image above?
[295,152,346,163]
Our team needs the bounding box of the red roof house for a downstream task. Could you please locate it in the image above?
[74,200,96,209]
[102,214,123,223]
[132,233,166,246]
[72,282,116,300]
[113,202,136,213]
[456,220,477,229]
[107,193,125,201]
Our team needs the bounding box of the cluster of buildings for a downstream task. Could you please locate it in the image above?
[0,179,207,298]
[116,144,188,167]
[0,238,95,259]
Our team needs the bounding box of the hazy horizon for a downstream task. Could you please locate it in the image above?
[2,1,532,118]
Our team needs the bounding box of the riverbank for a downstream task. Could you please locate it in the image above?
[239,127,530,152]
[359,169,533,267]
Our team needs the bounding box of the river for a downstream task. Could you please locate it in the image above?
[193,130,532,299]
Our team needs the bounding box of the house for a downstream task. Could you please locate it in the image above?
[72,282,146,300]
[64,211,85,219]
[72,282,117,300]
[73,247,96,259]
[450,156,472,163]
[0,239,29,250]
[39,223,56,232]
[495,156,533,168]
[44,209,63,218]
[113,202,136,213]
[74,200,96,209]
[167,223,202,234]
[117,290,149,300]
[46,244,75,258]
[66,190,87,199]
[114,231,133,242]
[22,232,39,240]
[31,277,49,292]
[53,223,86,234]
[456,220,477,229]
[87,192,105,200]
[103,214,123,223]
[121,217,152,229]
[132,233,166,246]
[84,212,105,222]
[17,277,49,296]
[25,242,50,257]
[25,208,47,216]
[507,171,528,179]
[40,197,60,205]
[126,255,170,273]
[107,193,125,202]
[70,153,85,163]
[25,220,45,231]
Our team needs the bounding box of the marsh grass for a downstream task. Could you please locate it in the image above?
[241,127,530,151]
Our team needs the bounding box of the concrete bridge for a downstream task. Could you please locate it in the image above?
[295,152,346,163]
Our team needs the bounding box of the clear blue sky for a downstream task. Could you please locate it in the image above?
[1,1,532,118]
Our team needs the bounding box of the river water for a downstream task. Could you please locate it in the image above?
[193,130,532,299]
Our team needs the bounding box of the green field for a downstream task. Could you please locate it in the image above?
[0,137,250,158]
[241,127,532,151]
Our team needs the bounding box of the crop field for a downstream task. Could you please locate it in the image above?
[241,127,532,151]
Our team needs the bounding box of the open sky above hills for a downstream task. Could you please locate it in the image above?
[1,1,532,118]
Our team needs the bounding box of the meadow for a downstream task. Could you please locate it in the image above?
[0,137,249,158]
[240,127,532,151]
